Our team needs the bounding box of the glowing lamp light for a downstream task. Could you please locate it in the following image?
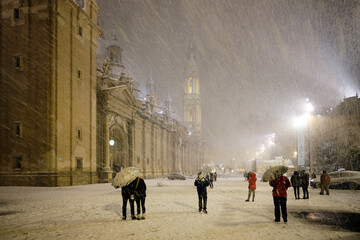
[293,115,307,128]
[109,140,115,146]
[305,102,314,113]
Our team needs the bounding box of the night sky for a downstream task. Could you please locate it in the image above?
[96,0,360,163]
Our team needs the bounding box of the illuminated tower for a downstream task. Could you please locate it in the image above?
[184,43,202,139]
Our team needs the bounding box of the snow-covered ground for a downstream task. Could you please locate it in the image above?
[0,177,359,240]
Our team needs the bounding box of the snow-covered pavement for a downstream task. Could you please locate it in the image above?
[0,177,359,240]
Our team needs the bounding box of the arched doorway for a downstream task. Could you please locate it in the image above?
[109,126,129,178]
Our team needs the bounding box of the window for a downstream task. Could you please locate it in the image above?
[77,129,82,140]
[195,78,198,93]
[77,69,82,79]
[14,156,22,169]
[78,26,83,36]
[13,55,22,69]
[14,122,22,137]
[14,8,20,20]
[188,78,193,93]
[76,157,83,170]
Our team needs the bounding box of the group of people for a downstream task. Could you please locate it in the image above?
[237,169,331,223]
[121,176,147,220]
[120,169,331,223]
[290,170,309,199]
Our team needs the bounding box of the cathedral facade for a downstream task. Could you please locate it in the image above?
[0,0,203,186]
[96,42,204,182]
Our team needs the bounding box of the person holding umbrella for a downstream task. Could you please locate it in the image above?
[269,174,291,222]
[262,166,291,223]
[121,183,136,220]
[111,167,141,221]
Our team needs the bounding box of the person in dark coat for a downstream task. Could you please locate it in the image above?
[121,183,136,220]
[131,176,147,220]
[290,171,301,199]
[209,173,214,188]
[194,171,210,213]
[300,170,310,199]
[214,172,217,181]
[269,174,291,222]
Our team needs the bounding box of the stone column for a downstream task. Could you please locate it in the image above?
[101,114,113,181]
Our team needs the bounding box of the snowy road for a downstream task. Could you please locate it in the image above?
[0,177,359,240]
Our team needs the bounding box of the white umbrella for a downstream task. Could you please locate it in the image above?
[111,167,140,188]
[262,165,289,182]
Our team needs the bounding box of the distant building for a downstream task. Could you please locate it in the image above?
[96,41,204,181]
[311,95,360,171]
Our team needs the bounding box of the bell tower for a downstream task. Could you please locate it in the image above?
[184,43,202,139]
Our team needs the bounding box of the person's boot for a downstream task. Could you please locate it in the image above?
[131,215,136,220]
[245,199,249,202]
[137,214,141,220]
[122,216,126,220]
[203,209,208,214]
[141,213,146,220]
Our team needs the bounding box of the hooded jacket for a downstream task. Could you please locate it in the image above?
[248,172,257,189]
[270,176,291,197]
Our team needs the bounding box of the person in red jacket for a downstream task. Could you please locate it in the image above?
[269,175,291,222]
[245,172,257,202]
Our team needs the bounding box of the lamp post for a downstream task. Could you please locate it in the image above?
[294,99,314,171]
[305,100,314,172]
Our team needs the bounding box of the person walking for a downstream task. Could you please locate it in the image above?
[214,172,217,181]
[320,170,330,195]
[290,171,301,199]
[194,171,210,213]
[300,170,309,199]
[245,172,257,202]
[269,174,291,222]
[121,183,136,220]
[209,173,214,188]
[132,176,147,220]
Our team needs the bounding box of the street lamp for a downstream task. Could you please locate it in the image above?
[305,101,314,172]
[293,99,314,171]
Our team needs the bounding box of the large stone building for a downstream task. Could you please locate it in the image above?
[96,41,203,182]
[0,0,101,186]
[310,95,360,172]
[0,0,203,186]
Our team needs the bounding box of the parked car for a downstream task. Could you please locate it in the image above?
[168,173,186,180]
[310,170,360,190]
